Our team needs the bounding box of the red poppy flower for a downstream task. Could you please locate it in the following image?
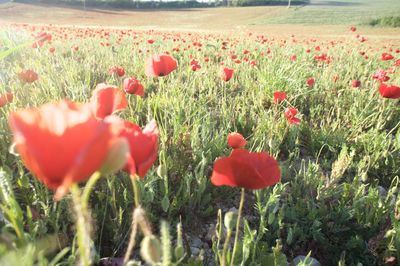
[49,47,56,53]
[350,26,357,32]
[284,108,301,125]
[372,69,390,82]
[273,91,287,104]
[120,120,159,178]
[395,59,400,67]
[32,41,43,49]
[307,78,315,87]
[123,77,144,96]
[109,66,125,77]
[190,59,201,71]
[351,80,361,88]
[221,67,234,82]
[227,133,246,149]
[35,32,52,43]
[145,53,177,77]
[358,36,367,42]
[211,149,280,189]
[381,53,394,61]
[378,83,400,99]
[90,83,128,119]
[0,92,13,108]
[18,69,38,83]
[8,100,123,199]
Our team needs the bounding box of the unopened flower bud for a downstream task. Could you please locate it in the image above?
[100,137,130,175]
[140,235,162,265]
[224,211,238,231]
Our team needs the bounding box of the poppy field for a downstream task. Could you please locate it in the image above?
[0,22,400,266]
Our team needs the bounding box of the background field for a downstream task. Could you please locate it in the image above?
[0,0,400,38]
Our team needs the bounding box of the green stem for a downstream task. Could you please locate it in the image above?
[131,174,141,208]
[230,188,245,266]
[216,209,223,264]
[70,184,91,266]
[82,171,102,210]
[221,229,232,266]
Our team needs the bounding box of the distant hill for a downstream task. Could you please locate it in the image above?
[13,0,309,9]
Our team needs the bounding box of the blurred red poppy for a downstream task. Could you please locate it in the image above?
[211,149,280,189]
[0,92,13,108]
[372,69,390,82]
[120,120,159,178]
[109,66,125,77]
[91,83,128,119]
[18,69,38,83]
[227,133,246,149]
[221,67,234,82]
[273,91,287,104]
[190,59,201,71]
[284,108,301,125]
[381,53,394,61]
[378,83,400,99]
[35,32,52,43]
[307,78,315,87]
[123,77,144,96]
[350,26,357,32]
[352,80,361,88]
[145,53,177,77]
[9,100,123,199]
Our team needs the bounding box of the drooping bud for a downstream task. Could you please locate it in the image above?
[140,235,162,265]
[224,211,238,231]
[99,137,130,175]
[157,164,167,178]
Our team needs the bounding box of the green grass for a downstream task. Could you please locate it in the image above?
[368,16,400,28]
[0,24,400,265]
[254,0,400,25]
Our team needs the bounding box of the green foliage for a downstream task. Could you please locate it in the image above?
[0,25,399,265]
[368,16,400,27]
[255,0,400,25]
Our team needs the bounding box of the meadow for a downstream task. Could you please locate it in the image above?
[1,2,400,266]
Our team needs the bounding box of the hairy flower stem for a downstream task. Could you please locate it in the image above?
[123,175,146,265]
[70,184,92,266]
[230,188,245,266]
[82,171,102,210]
[221,229,232,266]
[123,217,138,265]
